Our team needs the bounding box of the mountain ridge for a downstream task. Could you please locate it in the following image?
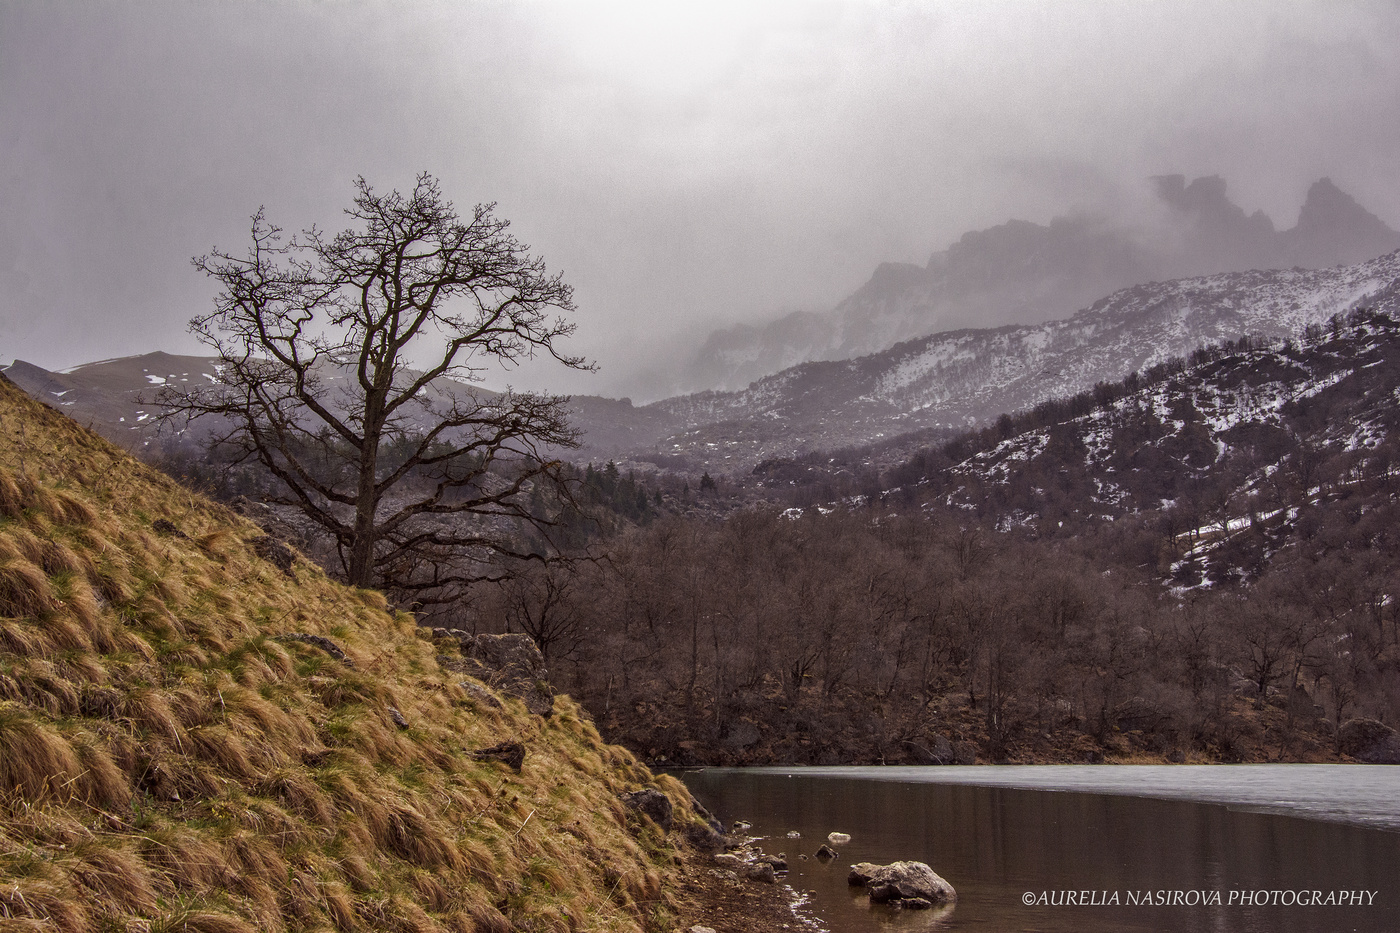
[685,175,1400,392]
[8,251,1400,475]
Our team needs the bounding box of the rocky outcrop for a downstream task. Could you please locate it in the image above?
[433,629,555,717]
[1337,718,1400,763]
[620,788,674,831]
[849,861,956,907]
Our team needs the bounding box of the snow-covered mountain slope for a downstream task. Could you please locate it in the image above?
[636,250,1400,467]
[0,352,226,449]
[686,176,1400,392]
[921,306,1400,586]
[871,249,1400,421]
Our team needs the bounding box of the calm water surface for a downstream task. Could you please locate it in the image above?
[680,765,1400,933]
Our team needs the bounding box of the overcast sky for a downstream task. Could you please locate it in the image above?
[3,1,1399,397]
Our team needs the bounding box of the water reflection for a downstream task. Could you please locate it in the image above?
[681,767,1400,933]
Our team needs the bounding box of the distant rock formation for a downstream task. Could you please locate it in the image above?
[686,176,1400,392]
[1284,178,1400,270]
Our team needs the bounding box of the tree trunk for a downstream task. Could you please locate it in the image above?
[347,430,381,587]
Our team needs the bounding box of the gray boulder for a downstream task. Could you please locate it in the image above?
[849,861,956,906]
[620,788,673,831]
[1338,718,1400,763]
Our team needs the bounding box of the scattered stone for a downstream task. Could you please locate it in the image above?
[277,632,353,667]
[848,861,956,906]
[688,927,717,933]
[756,854,787,871]
[152,518,189,539]
[827,831,851,845]
[732,819,752,831]
[786,830,801,838]
[386,706,408,729]
[621,788,674,832]
[815,844,837,860]
[746,862,777,884]
[472,741,526,772]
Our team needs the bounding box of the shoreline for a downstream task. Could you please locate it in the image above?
[672,847,826,933]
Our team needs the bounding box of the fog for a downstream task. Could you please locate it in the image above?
[3,1,1399,399]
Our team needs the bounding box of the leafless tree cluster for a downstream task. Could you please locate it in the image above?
[472,501,1400,765]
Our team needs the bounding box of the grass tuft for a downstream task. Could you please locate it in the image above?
[0,703,82,800]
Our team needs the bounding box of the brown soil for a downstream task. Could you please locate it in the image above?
[670,849,823,933]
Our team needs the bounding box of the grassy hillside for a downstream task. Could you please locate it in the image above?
[0,373,701,933]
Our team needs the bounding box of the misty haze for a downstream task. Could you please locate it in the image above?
[4,4,1400,933]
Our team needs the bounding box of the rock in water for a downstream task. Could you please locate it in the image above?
[849,861,956,906]
[827,831,851,845]
[848,863,880,885]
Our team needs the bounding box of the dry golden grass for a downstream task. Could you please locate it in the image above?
[0,376,706,933]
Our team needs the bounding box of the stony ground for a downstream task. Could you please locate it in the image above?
[671,849,823,933]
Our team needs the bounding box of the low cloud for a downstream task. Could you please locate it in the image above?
[2,1,1397,398]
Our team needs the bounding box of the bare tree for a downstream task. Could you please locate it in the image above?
[162,173,590,595]
[500,563,583,662]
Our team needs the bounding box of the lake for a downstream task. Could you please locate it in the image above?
[679,765,1400,932]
